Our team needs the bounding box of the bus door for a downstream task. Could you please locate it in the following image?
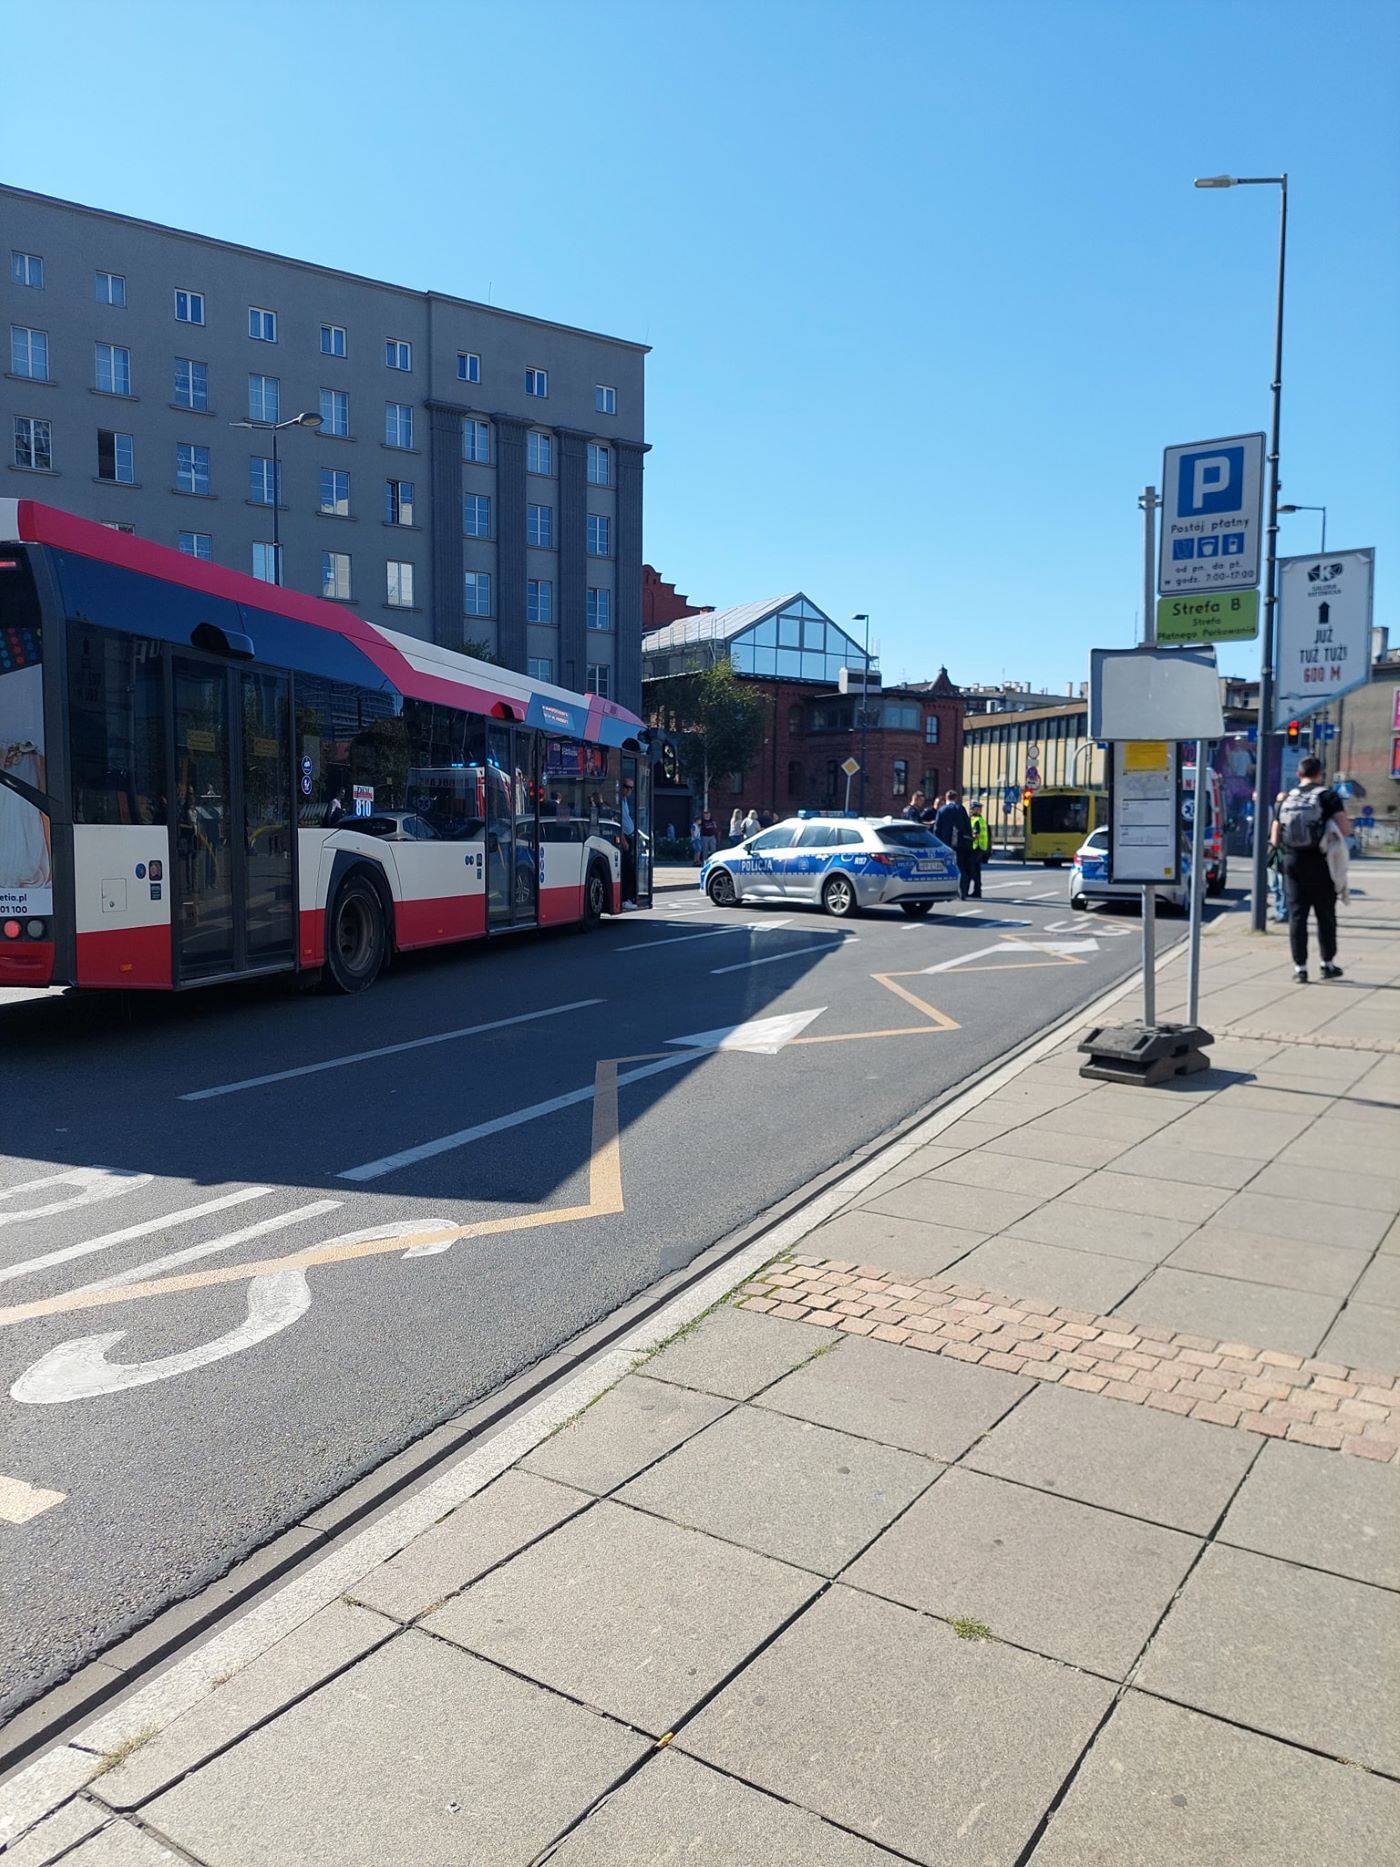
[172,658,294,981]
[485,724,537,929]
[622,752,653,908]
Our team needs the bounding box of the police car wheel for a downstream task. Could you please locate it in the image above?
[821,875,859,919]
[707,869,740,908]
[898,901,932,918]
[1070,895,1087,912]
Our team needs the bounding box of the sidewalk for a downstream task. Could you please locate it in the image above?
[5,877,1399,1866]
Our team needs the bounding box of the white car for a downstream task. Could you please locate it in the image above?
[1069,826,1197,913]
[700,815,961,918]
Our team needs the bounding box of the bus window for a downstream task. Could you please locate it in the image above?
[68,625,167,826]
[1029,793,1090,837]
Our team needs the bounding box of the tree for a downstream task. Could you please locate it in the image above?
[665,660,767,810]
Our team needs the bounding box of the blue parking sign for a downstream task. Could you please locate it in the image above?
[1177,445,1245,517]
[1160,433,1264,596]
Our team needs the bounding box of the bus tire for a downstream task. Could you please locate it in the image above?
[324,872,386,994]
[580,861,610,930]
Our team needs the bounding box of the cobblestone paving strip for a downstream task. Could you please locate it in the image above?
[740,1259,1400,1464]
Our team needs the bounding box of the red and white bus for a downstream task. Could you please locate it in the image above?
[0,501,652,994]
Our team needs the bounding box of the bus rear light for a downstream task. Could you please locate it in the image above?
[26,919,47,939]
[2,920,21,940]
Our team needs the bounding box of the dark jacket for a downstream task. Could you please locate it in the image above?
[933,802,973,849]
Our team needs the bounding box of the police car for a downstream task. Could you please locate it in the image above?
[1069,827,1198,914]
[701,815,961,918]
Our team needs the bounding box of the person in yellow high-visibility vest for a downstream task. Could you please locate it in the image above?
[968,804,989,898]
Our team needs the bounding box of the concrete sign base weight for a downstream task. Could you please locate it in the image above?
[1077,1019,1213,1086]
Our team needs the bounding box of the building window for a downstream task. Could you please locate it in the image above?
[248,306,277,342]
[787,759,803,798]
[527,503,553,548]
[174,357,208,411]
[14,416,52,471]
[247,372,280,422]
[586,514,611,557]
[95,270,126,307]
[586,587,612,631]
[385,478,414,526]
[10,251,43,289]
[925,715,940,744]
[178,531,212,559]
[463,570,491,616]
[881,702,919,731]
[585,663,611,698]
[457,351,481,384]
[94,343,131,396]
[527,579,553,623]
[176,441,210,495]
[922,768,939,799]
[175,288,205,325]
[320,468,351,516]
[9,326,48,381]
[385,560,414,608]
[462,492,491,538]
[526,430,552,475]
[788,704,802,736]
[97,430,135,484]
[385,338,412,371]
[251,542,279,583]
[586,443,610,486]
[595,384,616,415]
[527,657,553,682]
[525,367,549,397]
[892,760,909,797]
[385,402,414,448]
[320,387,350,437]
[463,417,490,463]
[249,456,280,505]
[320,551,351,600]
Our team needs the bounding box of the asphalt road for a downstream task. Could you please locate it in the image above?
[0,861,1230,1721]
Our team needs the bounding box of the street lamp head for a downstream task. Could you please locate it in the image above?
[291,411,323,430]
[1194,175,1236,188]
[852,613,869,623]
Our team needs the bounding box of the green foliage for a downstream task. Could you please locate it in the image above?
[666,661,767,807]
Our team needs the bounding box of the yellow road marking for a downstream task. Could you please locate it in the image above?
[0,1474,66,1523]
[789,969,959,1045]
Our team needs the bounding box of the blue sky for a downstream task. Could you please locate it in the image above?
[12,0,1399,691]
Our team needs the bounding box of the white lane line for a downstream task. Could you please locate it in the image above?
[982,881,1037,891]
[615,919,793,953]
[180,1000,604,1102]
[0,1475,65,1524]
[711,938,855,975]
[80,1201,344,1291]
[339,1052,697,1184]
[0,1186,276,1287]
[956,907,984,917]
[0,1168,153,1230]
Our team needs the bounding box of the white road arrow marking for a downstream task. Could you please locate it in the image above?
[615,919,790,953]
[667,1008,827,1055]
[920,936,1098,974]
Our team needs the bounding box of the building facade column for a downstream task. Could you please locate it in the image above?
[495,416,527,673]
[615,440,645,714]
[426,400,464,649]
[555,428,587,694]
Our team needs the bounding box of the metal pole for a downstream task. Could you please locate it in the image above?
[271,424,282,585]
[1140,486,1158,1027]
[859,615,871,814]
[1250,174,1287,932]
[1320,508,1326,553]
[844,769,853,812]
[1186,738,1209,1024]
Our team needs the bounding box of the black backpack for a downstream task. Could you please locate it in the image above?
[1278,787,1325,852]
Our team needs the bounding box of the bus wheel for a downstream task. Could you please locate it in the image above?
[580,862,610,930]
[325,873,386,993]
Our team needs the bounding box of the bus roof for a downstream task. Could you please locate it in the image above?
[0,498,646,749]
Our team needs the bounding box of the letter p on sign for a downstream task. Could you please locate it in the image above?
[1180,445,1244,516]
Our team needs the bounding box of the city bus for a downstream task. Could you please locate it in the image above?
[0,500,651,994]
[1023,786,1107,865]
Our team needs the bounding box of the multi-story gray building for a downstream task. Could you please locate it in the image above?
[1,184,648,709]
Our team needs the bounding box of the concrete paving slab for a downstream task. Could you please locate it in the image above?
[931,1113,1022,1145]
[547,1750,901,1866]
[945,1234,1145,1314]
[145,1632,647,1867]
[964,1381,1255,1533]
[1382,1214,1400,1256]
[424,1500,820,1735]
[680,1585,1112,1867]
[1136,1543,1400,1774]
[853,1146,967,1207]
[864,1178,1043,1234]
[1318,1302,1399,1374]
[1118,1266,1340,1356]
[1351,1254,1400,1309]
[1006,1200,1196,1264]
[800,1210,988,1281]
[846,1466,1197,1679]
[617,1402,935,1576]
[641,1306,824,1402]
[758,1332,1029,1460]
[1162,1104,1308,1160]
[1059,1173,1229,1224]
[99,1600,396,1809]
[1031,1689,1400,1867]
[980,1127,1129,1169]
[1248,1160,1400,1212]
[1212,1190,1391,1248]
[60,1827,183,1865]
[1248,1043,1373,1085]
[0,1801,106,1867]
[924,1150,1089,1198]
[348,1470,594,1623]
[1027,1104,1181,1144]
[1107,1142,1261,1191]
[522,1375,731,1497]
[1218,1437,1400,1591]
[1288,1131,1400,1181]
[1213,1083,1335,1117]
[1164,1226,1368,1297]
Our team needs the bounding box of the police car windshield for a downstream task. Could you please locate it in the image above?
[876,825,940,849]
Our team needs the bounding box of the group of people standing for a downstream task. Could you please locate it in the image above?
[688,804,778,864]
[904,789,988,900]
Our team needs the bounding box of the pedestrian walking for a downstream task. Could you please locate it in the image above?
[933,789,975,899]
[741,806,761,839]
[619,777,637,906]
[699,806,719,860]
[1270,756,1351,983]
[690,816,703,866]
[968,801,989,898]
[1267,791,1288,923]
[728,807,744,846]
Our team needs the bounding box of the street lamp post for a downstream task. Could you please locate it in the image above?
[229,411,323,585]
[1279,503,1327,552]
[1194,172,1287,933]
[852,613,871,814]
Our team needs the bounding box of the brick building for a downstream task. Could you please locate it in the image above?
[642,592,963,823]
[642,564,710,630]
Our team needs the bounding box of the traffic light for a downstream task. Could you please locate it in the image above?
[1286,720,1301,746]
[1021,787,1033,810]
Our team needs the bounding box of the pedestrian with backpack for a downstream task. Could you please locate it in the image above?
[1270,757,1351,983]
